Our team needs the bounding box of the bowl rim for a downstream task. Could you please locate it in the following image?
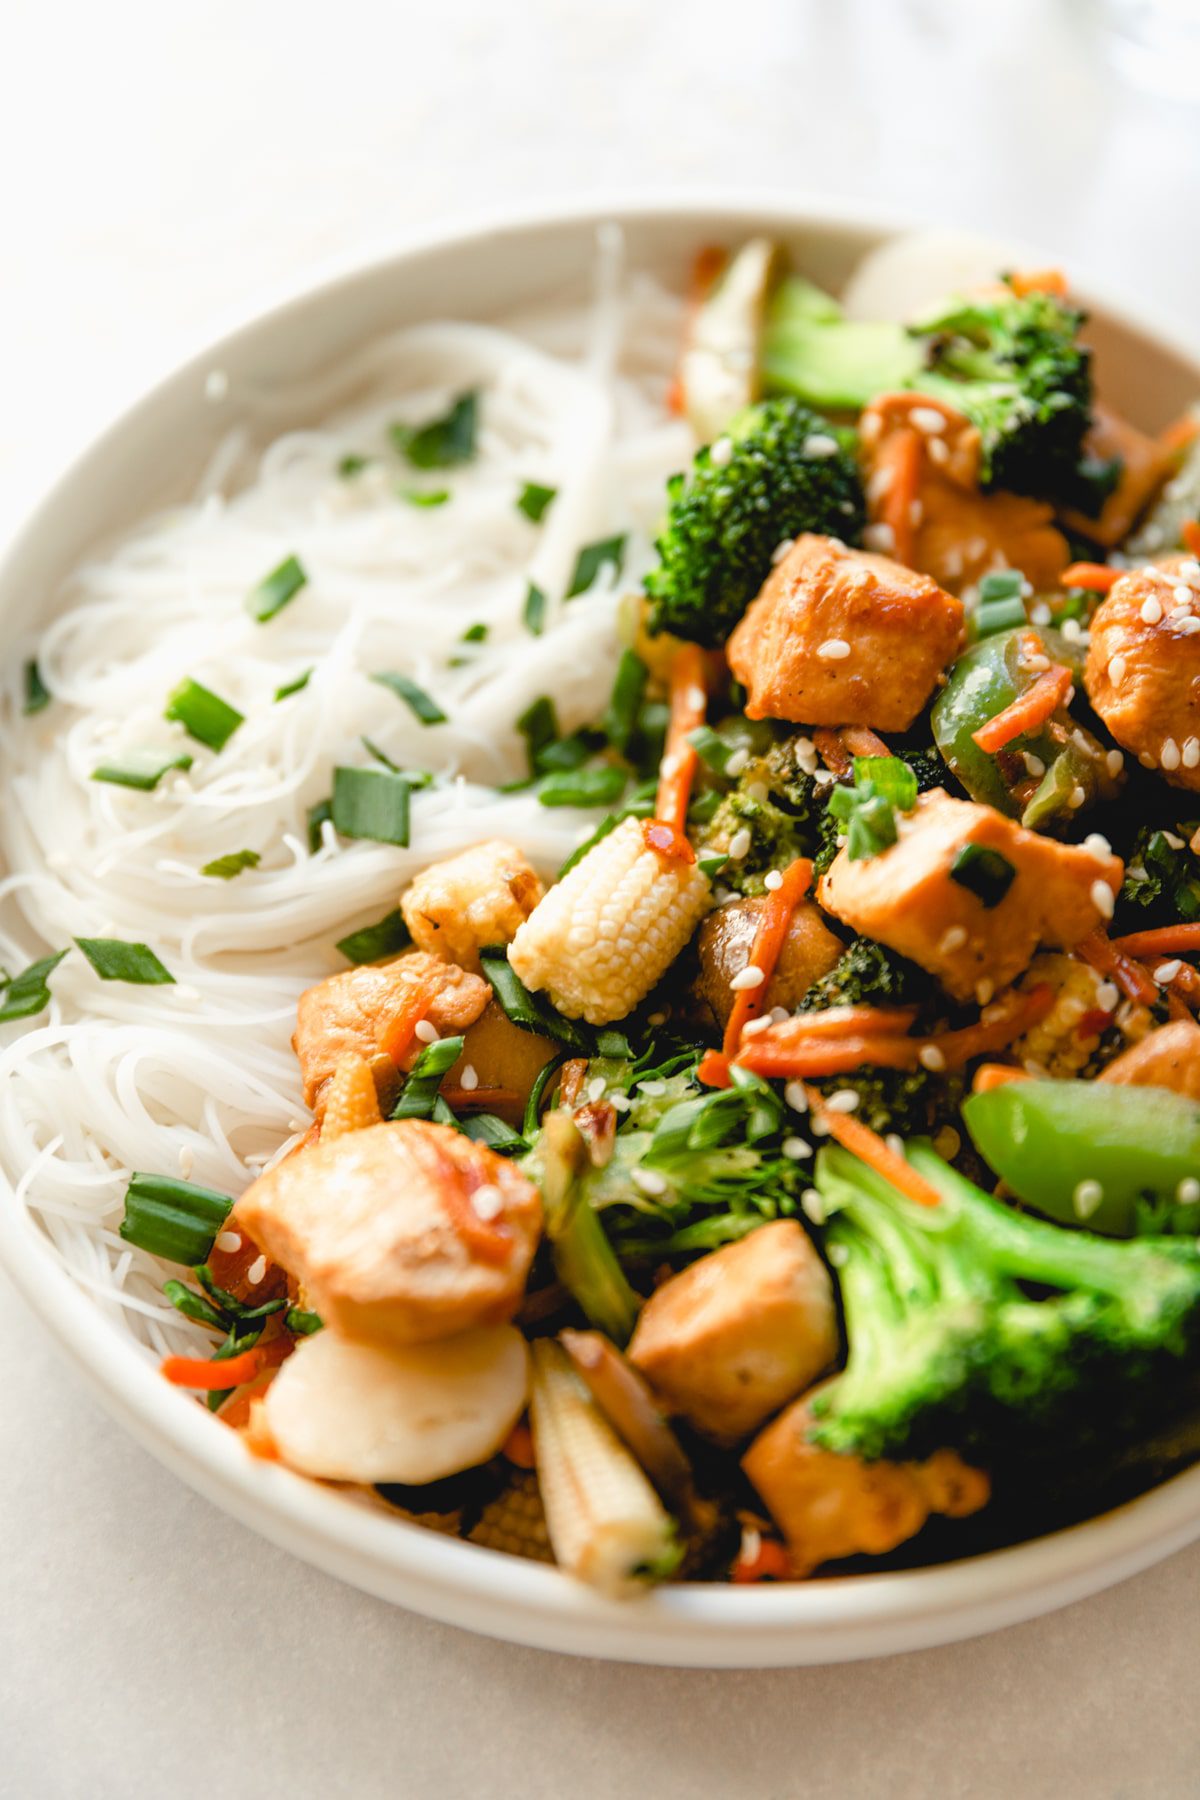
[3,188,1200,1666]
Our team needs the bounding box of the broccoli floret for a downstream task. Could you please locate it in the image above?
[810,1142,1200,1464]
[1118,822,1200,926]
[798,937,932,1013]
[696,739,833,894]
[896,746,948,795]
[643,398,865,647]
[811,1067,965,1145]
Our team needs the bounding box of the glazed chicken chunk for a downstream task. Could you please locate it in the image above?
[400,838,543,970]
[293,951,490,1112]
[696,895,844,1031]
[233,1119,542,1347]
[1084,556,1200,792]
[627,1221,838,1443]
[818,789,1123,1002]
[1099,1020,1200,1101]
[725,534,963,731]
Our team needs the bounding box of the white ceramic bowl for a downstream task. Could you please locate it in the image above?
[3,195,1199,1667]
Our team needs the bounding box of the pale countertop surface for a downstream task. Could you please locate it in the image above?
[3,1,1200,1794]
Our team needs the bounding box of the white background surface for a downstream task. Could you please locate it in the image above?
[3,1,1200,1793]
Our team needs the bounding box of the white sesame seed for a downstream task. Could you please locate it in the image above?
[1030,602,1052,626]
[730,964,765,991]
[770,1006,790,1025]
[803,433,839,458]
[909,499,924,526]
[1069,785,1087,809]
[1155,961,1183,984]
[609,1093,631,1113]
[939,925,968,954]
[1022,752,1046,778]
[471,1183,505,1221]
[909,406,947,436]
[709,436,733,467]
[686,685,707,712]
[1174,585,1193,606]
[918,1044,947,1072]
[1095,981,1120,1011]
[414,1019,439,1044]
[1106,748,1125,777]
[1023,651,1050,673]
[763,868,784,892]
[216,1231,241,1255]
[1107,653,1127,685]
[885,1134,905,1158]
[800,1187,826,1223]
[783,1136,813,1160]
[771,537,795,565]
[458,1064,479,1092]
[637,1078,667,1096]
[586,1076,607,1102]
[659,750,683,780]
[826,1241,848,1266]
[927,436,950,467]
[784,1080,809,1113]
[1072,1179,1104,1221]
[1161,738,1182,771]
[740,1525,762,1564]
[728,827,752,861]
[863,523,895,553]
[817,637,851,660]
[1141,597,1163,625]
[745,781,769,805]
[247,1255,268,1285]
[1083,832,1112,857]
[1090,879,1115,920]
[178,1146,194,1179]
[826,1089,860,1113]
[724,746,750,778]
[742,1015,773,1036]
[1183,738,1200,769]
[631,1167,668,1197]
[1178,1177,1200,1205]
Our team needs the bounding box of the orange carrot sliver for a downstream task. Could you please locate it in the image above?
[1061,561,1119,594]
[655,643,708,835]
[808,1092,941,1207]
[732,1539,793,1583]
[881,424,922,568]
[696,1049,732,1089]
[1111,923,1200,959]
[721,859,813,1058]
[972,1062,1031,1094]
[1009,268,1066,298]
[162,1347,265,1391]
[972,664,1073,753]
[738,1035,918,1078]
[1159,414,1200,457]
[840,726,893,760]
[1078,931,1160,1007]
[812,729,853,778]
[1183,520,1200,559]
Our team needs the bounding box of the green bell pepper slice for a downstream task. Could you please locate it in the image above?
[963,1079,1200,1237]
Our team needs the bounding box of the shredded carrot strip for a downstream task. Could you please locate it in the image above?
[655,643,708,835]
[972,664,1073,753]
[1183,520,1200,559]
[754,1004,918,1040]
[425,1137,513,1265]
[377,974,440,1067]
[162,1347,265,1390]
[807,1090,942,1207]
[720,859,813,1058]
[840,726,893,760]
[1061,561,1119,594]
[735,986,1051,1079]
[972,1063,1031,1094]
[1078,930,1160,1007]
[880,424,922,567]
[812,729,853,778]
[1147,958,1200,1010]
[732,1539,793,1583]
[696,1048,732,1088]
[1159,414,1200,457]
[933,983,1053,1066]
[1111,923,1200,960]
[1009,268,1067,298]
[641,820,696,863]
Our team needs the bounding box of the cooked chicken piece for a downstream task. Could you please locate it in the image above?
[726,534,963,732]
[400,839,543,971]
[233,1119,542,1348]
[743,1388,990,1575]
[293,951,490,1111]
[1098,1020,1200,1101]
[627,1221,838,1443]
[264,1324,529,1485]
[860,394,1069,594]
[696,896,844,1030]
[818,788,1123,1002]
[321,1054,385,1140]
[444,1001,557,1123]
[1060,404,1176,549]
[1084,557,1200,792]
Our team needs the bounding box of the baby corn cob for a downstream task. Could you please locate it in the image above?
[468,1470,554,1563]
[530,1339,681,1595]
[1011,954,1112,1078]
[508,816,711,1024]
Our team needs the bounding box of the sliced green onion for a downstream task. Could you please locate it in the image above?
[391,390,478,469]
[335,907,411,965]
[200,849,260,880]
[978,571,1026,603]
[971,596,1029,641]
[623,777,660,818]
[76,937,175,985]
[478,947,591,1052]
[247,554,307,624]
[534,733,591,775]
[91,750,194,791]
[538,764,626,808]
[163,1279,228,1330]
[457,1113,527,1154]
[594,1028,632,1059]
[331,766,411,846]
[307,797,333,853]
[400,487,450,508]
[566,534,627,598]
[23,660,50,715]
[557,813,619,878]
[523,581,547,636]
[0,950,68,1023]
[516,695,559,773]
[949,843,1016,908]
[164,678,244,752]
[698,854,728,878]
[604,649,648,755]
[371,671,447,725]
[686,724,736,776]
[337,454,369,478]
[119,1172,233,1265]
[361,740,434,786]
[461,622,489,643]
[852,756,917,809]
[392,1035,465,1121]
[686,789,722,824]
[523,1051,566,1139]
[274,667,313,702]
[286,1306,324,1336]
[517,481,557,523]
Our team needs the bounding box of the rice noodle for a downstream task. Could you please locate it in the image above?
[0,233,689,1356]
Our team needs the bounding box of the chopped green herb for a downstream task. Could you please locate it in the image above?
[247,554,308,624]
[686,724,736,776]
[950,842,1016,907]
[457,1113,527,1154]
[119,1172,233,1265]
[164,678,244,752]
[698,854,729,878]
[478,946,592,1052]
[391,390,479,470]
[163,1279,228,1330]
[604,649,648,755]
[23,660,50,715]
[274,667,313,702]
[76,938,175,985]
[557,813,619,878]
[400,487,451,508]
[371,671,447,725]
[91,750,194,792]
[307,797,333,853]
[360,740,434,786]
[827,756,919,861]
[200,849,261,880]
[0,950,68,1023]
[337,454,369,478]
[538,764,626,808]
[523,581,547,636]
[286,1307,324,1336]
[460,622,489,644]
[331,766,411,846]
[516,696,559,773]
[971,574,1029,643]
[392,1035,465,1121]
[517,482,557,523]
[336,907,412,965]
[566,533,628,599]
